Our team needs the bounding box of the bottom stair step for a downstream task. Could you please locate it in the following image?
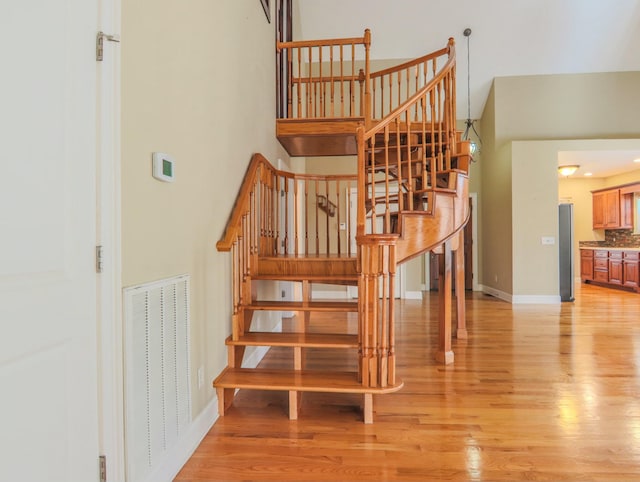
[213,368,404,424]
[214,368,402,393]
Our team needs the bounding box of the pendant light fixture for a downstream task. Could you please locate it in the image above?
[462,27,481,155]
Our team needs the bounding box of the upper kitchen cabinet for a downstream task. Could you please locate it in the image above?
[592,183,639,230]
[592,188,620,229]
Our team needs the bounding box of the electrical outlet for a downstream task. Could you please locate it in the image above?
[197,366,204,389]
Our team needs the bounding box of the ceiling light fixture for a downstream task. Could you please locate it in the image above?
[584,172,593,177]
[558,165,580,177]
[462,28,481,156]
[634,158,640,163]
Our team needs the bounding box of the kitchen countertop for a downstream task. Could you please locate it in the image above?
[579,246,640,251]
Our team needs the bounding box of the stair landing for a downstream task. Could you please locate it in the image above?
[256,254,358,281]
[277,118,363,156]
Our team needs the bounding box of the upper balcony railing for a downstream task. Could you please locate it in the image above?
[277,30,371,121]
[277,31,456,128]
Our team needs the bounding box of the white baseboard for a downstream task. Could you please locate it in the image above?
[144,395,218,482]
[481,285,512,303]
[481,285,561,304]
[512,294,561,304]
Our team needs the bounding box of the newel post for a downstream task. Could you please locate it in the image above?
[357,234,398,388]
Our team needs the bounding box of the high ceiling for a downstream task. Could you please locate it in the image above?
[296,0,640,178]
[296,0,640,120]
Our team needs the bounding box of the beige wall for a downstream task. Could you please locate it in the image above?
[604,168,640,188]
[493,72,640,145]
[479,84,514,294]
[512,142,559,297]
[480,72,640,300]
[121,0,290,417]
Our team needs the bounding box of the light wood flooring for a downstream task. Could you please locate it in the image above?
[175,283,640,481]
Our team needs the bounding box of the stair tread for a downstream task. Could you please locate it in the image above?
[214,367,403,394]
[248,300,358,312]
[227,332,358,348]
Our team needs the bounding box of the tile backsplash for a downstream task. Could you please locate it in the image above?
[604,229,640,247]
[581,229,640,248]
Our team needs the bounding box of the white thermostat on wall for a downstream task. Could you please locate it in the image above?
[152,152,175,182]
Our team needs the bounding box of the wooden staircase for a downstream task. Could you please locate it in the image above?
[214,30,471,423]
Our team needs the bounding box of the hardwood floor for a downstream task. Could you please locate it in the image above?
[175,283,640,481]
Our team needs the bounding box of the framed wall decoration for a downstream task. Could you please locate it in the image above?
[260,0,271,23]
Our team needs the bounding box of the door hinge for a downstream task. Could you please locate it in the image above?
[99,455,107,482]
[96,245,104,273]
[96,31,120,61]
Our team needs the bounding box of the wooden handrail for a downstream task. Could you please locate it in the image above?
[369,45,450,80]
[277,34,368,50]
[217,153,267,252]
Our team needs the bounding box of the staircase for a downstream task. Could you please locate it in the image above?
[214,30,471,423]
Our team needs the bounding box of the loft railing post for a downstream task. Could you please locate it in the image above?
[356,124,366,238]
[363,29,372,130]
[358,68,365,118]
[447,37,457,161]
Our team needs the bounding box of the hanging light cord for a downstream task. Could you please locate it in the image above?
[463,28,481,152]
[466,31,471,123]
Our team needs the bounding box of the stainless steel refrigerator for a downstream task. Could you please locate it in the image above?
[559,203,575,302]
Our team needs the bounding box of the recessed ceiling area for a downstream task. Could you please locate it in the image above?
[558,150,640,178]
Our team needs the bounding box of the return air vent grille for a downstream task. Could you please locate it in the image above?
[123,274,191,482]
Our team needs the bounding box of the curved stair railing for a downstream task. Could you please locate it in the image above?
[354,37,471,388]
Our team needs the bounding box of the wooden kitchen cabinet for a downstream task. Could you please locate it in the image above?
[592,182,639,230]
[580,249,594,281]
[593,250,609,282]
[623,251,640,289]
[621,193,634,229]
[592,192,605,228]
[581,248,640,292]
[592,189,620,229]
[608,251,623,285]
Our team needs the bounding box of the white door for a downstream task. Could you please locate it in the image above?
[0,2,101,482]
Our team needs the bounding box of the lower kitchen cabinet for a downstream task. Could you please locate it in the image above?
[623,251,640,289]
[580,248,640,293]
[580,250,593,281]
[608,252,623,285]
